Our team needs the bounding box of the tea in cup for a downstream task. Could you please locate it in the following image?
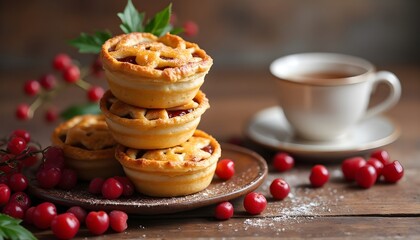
[270,53,401,141]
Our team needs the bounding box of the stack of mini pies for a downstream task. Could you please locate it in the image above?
[99,32,221,197]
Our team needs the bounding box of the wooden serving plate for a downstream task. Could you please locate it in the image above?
[27,143,268,215]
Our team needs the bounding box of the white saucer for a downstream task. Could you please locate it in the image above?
[246,106,400,160]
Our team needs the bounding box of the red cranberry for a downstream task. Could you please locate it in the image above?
[269,178,290,200]
[183,21,199,37]
[89,177,105,195]
[63,65,80,83]
[102,178,123,200]
[370,149,390,165]
[33,202,57,229]
[53,53,72,71]
[109,210,128,233]
[7,136,27,155]
[310,165,329,188]
[87,86,104,102]
[272,152,294,172]
[214,202,234,220]
[67,206,87,225]
[341,157,366,181]
[43,146,65,170]
[51,213,80,239]
[9,192,31,211]
[2,201,25,219]
[114,176,135,197]
[0,183,11,206]
[24,206,36,225]
[366,158,384,176]
[243,192,267,215]
[39,74,57,90]
[215,159,235,180]
[382,160,404,183]
[10,129,31,143]
[355,165,377,189]
[22,146,40,167]
[8,173,28,192]
[36,167,62,189]
[24,80,40,96]
[86,211,109,235]
[16,104,31,120]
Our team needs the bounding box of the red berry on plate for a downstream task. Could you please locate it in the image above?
[86,211,109,235]
[382,160,404,183]
[58,168,78,190]
[36,167,62,189]
[43,146,65,170]
[355,165,377,189]
[102,178,123,200]
[87,86,104,102]
[67,206,87,225]
[22,145,40,167]
[214,202,234,220]
[0,183,11,206]
[2,201,25,219]
[53,53,72,71]
[215,159,235,180]
[51,213,80,239]
[24,206,36,225]
[16,104,31,120]
[33,202,57,229]
[370,149,390,165]
[39,74,57,90]
[109,210,128,233]
[63,65,80,83]
[269,178,290,200]
[7,136,27,155]
[341,157,366,181]
[8,173,28,192]
[24,80,40,96]
[183,20,199,37]
[10,129,30,143]
[243,192,267,215]
[310,164,329,188]
[89,177,105,195]
[114,176,135,197]
[366,157,384,176]
[9,192,31,211]
[272,152,294,172]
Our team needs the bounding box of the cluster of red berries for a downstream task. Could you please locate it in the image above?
[341,150,404,188]
[16,53,105,122]
[88,176,135,200]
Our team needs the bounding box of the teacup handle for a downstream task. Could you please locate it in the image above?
[364,71,401,119]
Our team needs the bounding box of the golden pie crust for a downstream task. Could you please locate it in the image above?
[101,32,213,108]
[51,115,123,180]
[115,130,221,197]
[100,90,209,149]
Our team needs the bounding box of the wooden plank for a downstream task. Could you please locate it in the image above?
[34,216,420,239]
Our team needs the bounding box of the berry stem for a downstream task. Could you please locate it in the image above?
[74,78,91,91]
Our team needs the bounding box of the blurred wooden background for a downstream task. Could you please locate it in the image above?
[1,0,419,74]
[0,0,419,146]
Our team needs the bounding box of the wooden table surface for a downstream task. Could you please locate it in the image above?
[0,65,419,239]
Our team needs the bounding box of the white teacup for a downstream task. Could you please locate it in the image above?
[270,53,401,141]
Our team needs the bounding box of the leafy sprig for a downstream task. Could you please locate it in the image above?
[69,0,182,54]
[0,214,36,240]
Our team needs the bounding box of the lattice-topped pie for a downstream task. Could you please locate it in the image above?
[115,130,221,197]
[51,115,124,180]
[100,89,209,149]
[101,32,213,108]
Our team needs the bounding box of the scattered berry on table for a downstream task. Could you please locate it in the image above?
[215,159,235,180]
[272,152,294,172]
[51,213,80,240]
[243,192,267,215]
[33,202,57,229]
[270,178,290,200]
[382,160,404,183]
[214,201,234,220]
[366,158,384,176]
[370,149,390,165]
[355,165,377,189]
[67,206,87,225]
[86,211,110,235]
[109,210,128,232]
[310,164,329,188]
[341,157,366,181]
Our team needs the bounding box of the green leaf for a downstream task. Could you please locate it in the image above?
[60,103,101,120]
[170,26,184,35]
[69,31,112,54]
[145,3,172,36]
[118,0,144,33]
[0,214,36,240]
